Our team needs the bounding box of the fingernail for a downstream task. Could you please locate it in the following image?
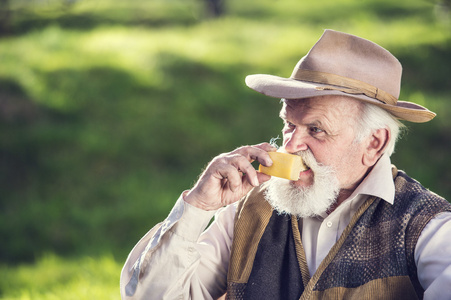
[253,177,260,186]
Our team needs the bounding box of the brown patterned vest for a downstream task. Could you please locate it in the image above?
[225,170,451,300]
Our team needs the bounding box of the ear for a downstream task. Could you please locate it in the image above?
[362,128,390,167]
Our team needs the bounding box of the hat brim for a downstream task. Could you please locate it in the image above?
[246,74,436,123]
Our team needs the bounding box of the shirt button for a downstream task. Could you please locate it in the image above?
[326,221,333,228]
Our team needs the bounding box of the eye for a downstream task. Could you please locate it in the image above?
[309,126,324,134]
[287,121,296,128]
[283,121,296,131]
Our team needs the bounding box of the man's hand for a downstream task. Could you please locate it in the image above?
[184,143,276,211]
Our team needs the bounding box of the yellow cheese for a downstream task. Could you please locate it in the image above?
[258,152,308,181]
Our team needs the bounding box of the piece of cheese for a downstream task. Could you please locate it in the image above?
[258,152,308,180]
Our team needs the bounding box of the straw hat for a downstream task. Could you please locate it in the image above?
[245,30,435,123]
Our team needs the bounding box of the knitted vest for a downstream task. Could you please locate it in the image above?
[226,170,451,300]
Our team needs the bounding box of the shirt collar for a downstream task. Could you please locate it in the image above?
[346,153,395,205]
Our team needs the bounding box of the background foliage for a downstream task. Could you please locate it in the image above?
[0,0,450,298]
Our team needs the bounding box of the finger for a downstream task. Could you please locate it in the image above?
[256,171,272,184]
[254,142,278,152]
[229,155,260,187]
[214,164,243,193]
[237,166,272,192]
[232,145,274,167]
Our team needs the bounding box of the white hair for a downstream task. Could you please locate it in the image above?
[354,102,406,156]
[264,149,340,218]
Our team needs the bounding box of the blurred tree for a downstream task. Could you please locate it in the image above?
[205,0,224,17]
[0,0,10,34]
[436,0,451,17]
[434,0,451,27]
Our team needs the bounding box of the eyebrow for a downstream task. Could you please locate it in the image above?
[307,119,323,127]
[280,109,330,132]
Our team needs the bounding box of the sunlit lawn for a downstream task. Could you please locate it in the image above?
[0,254,121,300]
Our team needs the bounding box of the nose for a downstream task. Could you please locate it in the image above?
[283,129,309,154]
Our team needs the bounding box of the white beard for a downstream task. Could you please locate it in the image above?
[264,149,340,218]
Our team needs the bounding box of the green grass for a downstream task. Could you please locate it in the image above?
[0,0,450,297]
[0,254,121,299]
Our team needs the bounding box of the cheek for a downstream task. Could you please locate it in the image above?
[315,144,356,171]
[303,141,328,161]
[312,149,333,167]
[333,144,365,178]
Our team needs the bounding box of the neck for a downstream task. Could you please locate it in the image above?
[328,165,373,214]
[326,190,352,214]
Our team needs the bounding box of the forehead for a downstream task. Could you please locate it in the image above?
[280,96,362,125]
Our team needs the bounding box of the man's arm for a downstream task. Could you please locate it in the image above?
[120,143,276,299]
[120,195,236,299]
[416,212,451,299]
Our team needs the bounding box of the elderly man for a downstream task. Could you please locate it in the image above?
[120,30,451,299]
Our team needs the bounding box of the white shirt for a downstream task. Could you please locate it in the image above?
[120,155,451,299]
[301,154,396,277]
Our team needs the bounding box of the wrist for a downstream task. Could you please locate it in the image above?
[171,192,217,241]
[183,190,218,211]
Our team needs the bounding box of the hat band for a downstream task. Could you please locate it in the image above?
[290,69,398,106]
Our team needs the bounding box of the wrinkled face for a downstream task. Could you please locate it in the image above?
[279,95,369,200]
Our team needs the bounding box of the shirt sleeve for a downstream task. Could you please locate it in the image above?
[120,192,236,300]
[415,211,451,299]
